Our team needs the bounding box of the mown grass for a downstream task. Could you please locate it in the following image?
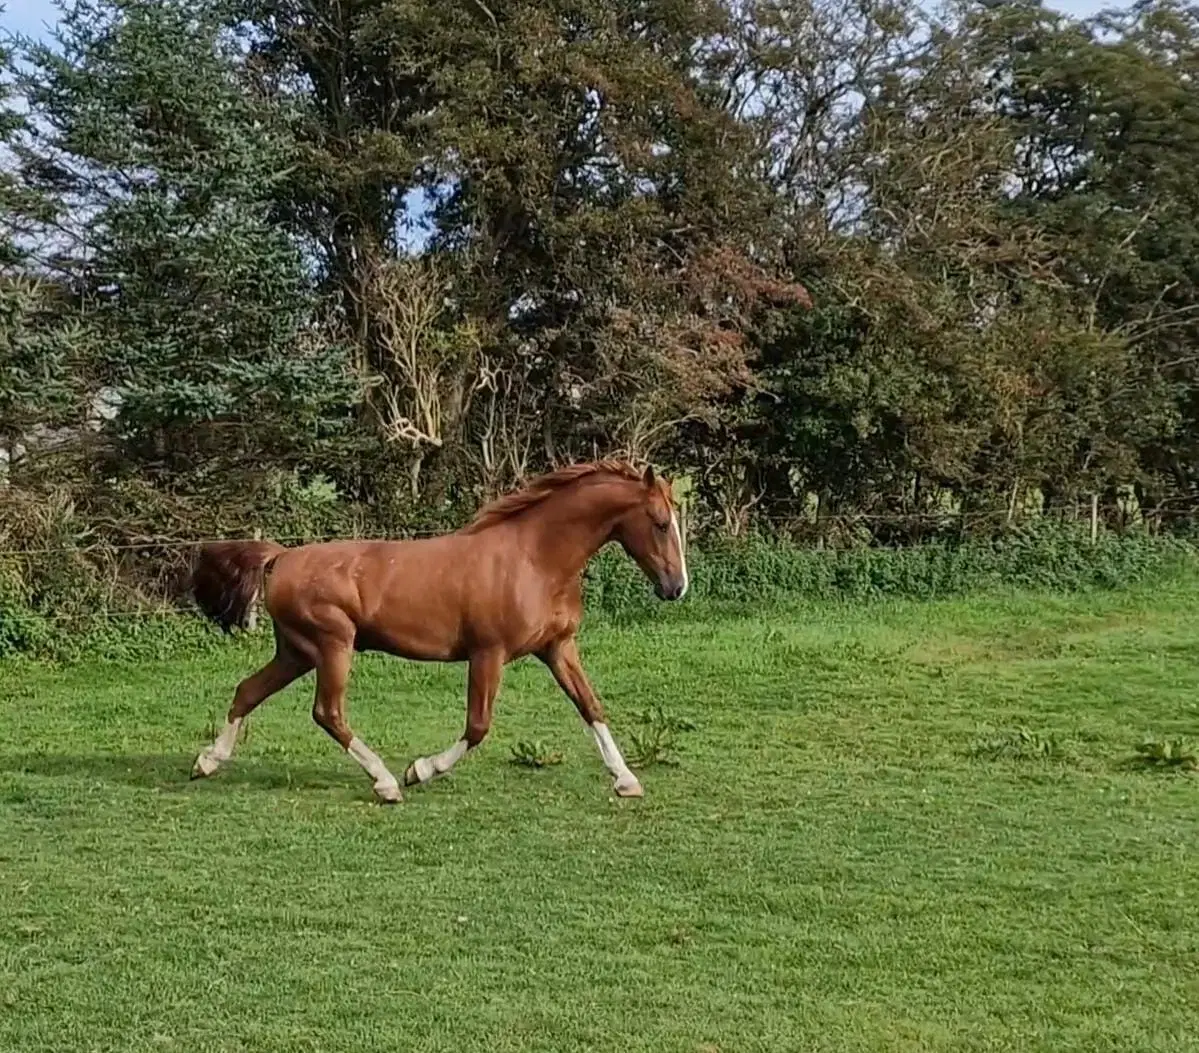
[1,577,1198,1052]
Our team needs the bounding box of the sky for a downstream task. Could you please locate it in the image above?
[0,0,1128,42]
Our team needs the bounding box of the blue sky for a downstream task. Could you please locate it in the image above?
[1,0,1128,41]
[2,0,55,39]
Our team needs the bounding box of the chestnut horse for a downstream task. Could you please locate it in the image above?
[188,461,688,802]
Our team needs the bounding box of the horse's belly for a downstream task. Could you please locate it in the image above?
[353,617,464,662]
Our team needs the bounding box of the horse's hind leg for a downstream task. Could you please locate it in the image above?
[310,643,403,804]
[192,646,311,779]
[404,647,503,788]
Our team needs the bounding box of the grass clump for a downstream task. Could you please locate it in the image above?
[627,705,697,768]
[965,726,1078,764]
[1128,736,1199,773]
[509,740,564,769]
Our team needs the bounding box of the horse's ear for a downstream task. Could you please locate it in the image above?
[642,465,656,488]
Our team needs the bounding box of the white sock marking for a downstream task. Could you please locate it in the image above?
[211,718,242,761]
[670,511,689,598]
[413,738,469,783]
[591,722,638,789]
[347,736,399,791]
[194,717,242,775]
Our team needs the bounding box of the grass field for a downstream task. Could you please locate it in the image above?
[2,578,1198,1053]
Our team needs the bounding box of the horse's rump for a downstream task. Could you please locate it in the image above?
[191,539,286,633]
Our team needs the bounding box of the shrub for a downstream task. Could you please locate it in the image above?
[581,522,1195,617]
[0,521,1193,661]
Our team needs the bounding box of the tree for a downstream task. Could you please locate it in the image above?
[991,0,1199,502]
[0,10,79,472]
[13,0,355,486]
[676,0,1174,533]
[6,0,1199,554]
[244,0,794,502]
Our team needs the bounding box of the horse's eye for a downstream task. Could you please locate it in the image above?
[655,520,669,534]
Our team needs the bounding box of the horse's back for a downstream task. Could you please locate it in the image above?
[263,528,562,662]
[265,535,479,660]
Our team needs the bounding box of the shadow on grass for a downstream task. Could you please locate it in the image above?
[0,751,365,794]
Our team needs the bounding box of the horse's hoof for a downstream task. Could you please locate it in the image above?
[613,773,644,798]
[374,781,403,804]
[405,757,437,786]
[191,754,218,780]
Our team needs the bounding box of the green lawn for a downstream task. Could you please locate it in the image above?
[2,580,1198,1053]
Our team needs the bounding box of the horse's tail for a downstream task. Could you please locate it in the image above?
[190,539,286,633]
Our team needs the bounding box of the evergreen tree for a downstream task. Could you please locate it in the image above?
[16,0,354,483]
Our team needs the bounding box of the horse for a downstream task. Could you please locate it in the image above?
[188,460,688,803]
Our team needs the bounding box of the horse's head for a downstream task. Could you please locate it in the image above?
[613,466,689,601]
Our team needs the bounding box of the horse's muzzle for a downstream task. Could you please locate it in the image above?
[655,579,686,601]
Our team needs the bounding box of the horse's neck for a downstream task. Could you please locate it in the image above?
[526,482,634,581]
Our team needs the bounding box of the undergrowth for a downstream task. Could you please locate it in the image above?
[1,521,1194,662]
[583,522,1195,617]
[509,740,564,769]
[626,705,698,768]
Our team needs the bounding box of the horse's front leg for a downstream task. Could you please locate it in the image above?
[404,647,504,787]
[539,636,643,798]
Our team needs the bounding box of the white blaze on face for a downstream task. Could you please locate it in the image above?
[669,511,689,598]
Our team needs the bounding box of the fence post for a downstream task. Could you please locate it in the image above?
[1090,495,1099,545]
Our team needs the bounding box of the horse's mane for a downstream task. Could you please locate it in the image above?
[460,459,643,535]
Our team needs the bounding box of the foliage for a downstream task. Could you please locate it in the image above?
[0,8,52,270]
[0,564,51,658]
[0,276,83,448]
[965,726,1077,764]
[509,740,564,769]
[5,0,1199,592]
[581,523,1195,619]
[1129,737,1199,773]
[990,0,1199,499]
[9,0,357,490]
[3,522,1191,662]
[626,705,697,768]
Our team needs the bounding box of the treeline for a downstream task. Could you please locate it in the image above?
[3,0,1199,553]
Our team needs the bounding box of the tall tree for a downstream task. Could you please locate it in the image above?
[14,0,355,486]
[245,0,795,501]
[992,0,1199,501]
[0,8,79,470]
[678,0,1174,530]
